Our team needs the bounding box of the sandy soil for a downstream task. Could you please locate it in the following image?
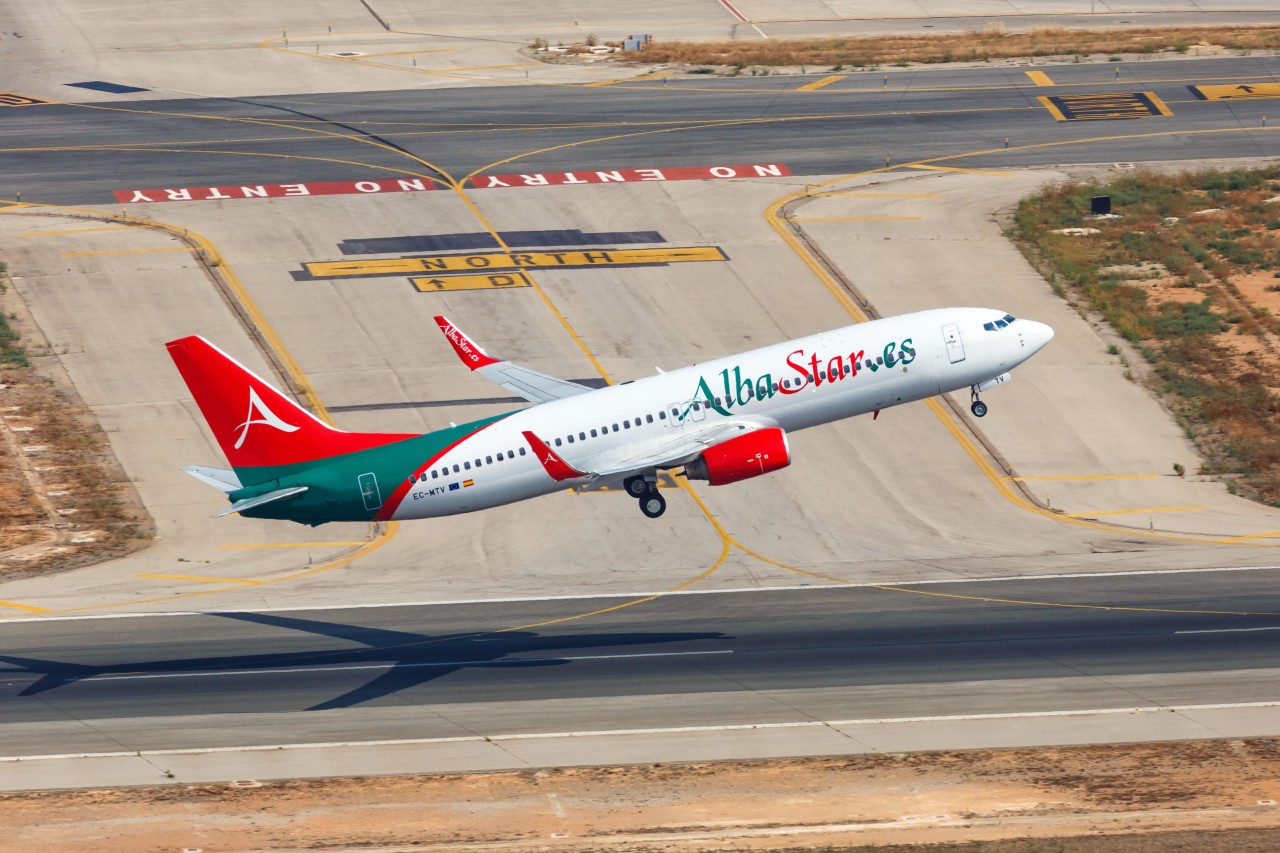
[5,739,1280,852]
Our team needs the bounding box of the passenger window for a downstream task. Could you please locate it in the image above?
[657,412,665,421]
[591,428,598,437]
[431,470,439,479]
[519,447,526,456]
[453,464,460,473]
[579,432,586,440]
[612,424,619,432]
[646,414,653,424]
[475,459,481,467]
[486,455,493,464]
[670,408,679,417]
[464,461,472,470]
[623,421,631,429]
[854,361,862,370]
[567,435,575,443]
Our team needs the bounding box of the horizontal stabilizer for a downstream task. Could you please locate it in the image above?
[216,485,309,518]
[183,465,243,493]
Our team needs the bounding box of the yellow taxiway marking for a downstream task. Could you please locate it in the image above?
[1191,82,1280,101]
[441,63,538,72]
[818,192,939,198]
[59,247,190,257]
[0,599,52,614]
[1009,474,1160,482]
[792,216,921,222]
[1218,531,1280,544]
[413,272,531,292]
[0,91,52,107]
[1025,70,1055,87]
[218,541,368,549]
[798,75,846,92]
[135,573,265,585]
[307,246,728,278]
[1066,505,1207,518]
[21,225,132,237]
[907,164,1016,177]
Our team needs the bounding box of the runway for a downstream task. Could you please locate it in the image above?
[3,56,1278,204]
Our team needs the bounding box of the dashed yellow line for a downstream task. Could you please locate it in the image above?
[797,75,846,92]
[588,70,673,87]
[1025,70,1055,87]
[792,216,921,222]
[219,541,367,549]
[135,573,265,585]
[59,247,190,257]
[352,48,455,58]
[1009,474,1160,482]
[1066,505,1207,518]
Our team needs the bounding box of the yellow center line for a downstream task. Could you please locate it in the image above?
[439,63,538,72]
[791,216,921,222]
[1009,474,1161,481]
[21,225,133,237]
[797,75,846,92]
[59,247,191,257]
[135,573,265,585]
[907,164,1016,177]
[219,541,368,549]
[0,599,52,614]
[1066,505,1207,518]
[817,192,939,198]
[1025,70,1055,87]
[1218,531,1280,544]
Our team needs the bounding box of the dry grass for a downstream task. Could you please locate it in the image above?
[619,25,1280,68]
[1014,166,1280,504]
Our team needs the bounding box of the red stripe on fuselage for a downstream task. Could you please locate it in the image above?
[374,419,506,521]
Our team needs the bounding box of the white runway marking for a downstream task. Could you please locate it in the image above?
[1175,626,1280,634]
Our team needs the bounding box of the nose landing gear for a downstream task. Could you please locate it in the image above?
[970,386,988,418]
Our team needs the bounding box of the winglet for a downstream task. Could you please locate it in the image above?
[434,315,501,370]
[522,431,589,482]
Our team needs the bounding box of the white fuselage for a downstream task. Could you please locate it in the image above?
[393,307,1051,518]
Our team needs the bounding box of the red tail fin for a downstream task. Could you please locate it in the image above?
[166,336,413,470]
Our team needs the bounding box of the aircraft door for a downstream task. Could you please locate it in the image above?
[358,472,382,511]
[667,399,706,429]
[941,323,966,364]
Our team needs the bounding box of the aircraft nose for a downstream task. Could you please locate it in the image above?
[1024,320,1054,353]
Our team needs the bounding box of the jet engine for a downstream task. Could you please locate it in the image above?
[684,427,791,486]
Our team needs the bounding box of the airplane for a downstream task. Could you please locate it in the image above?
[166,308,1052,525]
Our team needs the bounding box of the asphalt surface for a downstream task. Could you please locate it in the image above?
[4,571,1280,755]
[3,56,1278,205]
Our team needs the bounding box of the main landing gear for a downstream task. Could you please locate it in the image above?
[625,474,667,518]
[970,385,988,418]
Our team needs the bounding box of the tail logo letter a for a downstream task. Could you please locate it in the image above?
[234,386,300,449]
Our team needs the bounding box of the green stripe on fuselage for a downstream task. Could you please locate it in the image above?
[226,411,514,525]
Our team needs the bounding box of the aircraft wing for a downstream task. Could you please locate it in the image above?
[523,419,769,490]
[434,315,593,404]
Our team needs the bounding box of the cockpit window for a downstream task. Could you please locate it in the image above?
[1004,314,1016,323]
[983,322,995,331]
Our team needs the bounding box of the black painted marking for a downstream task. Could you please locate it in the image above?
[0,92,51,107]
[339,230,665,256]
[66,81,149,94]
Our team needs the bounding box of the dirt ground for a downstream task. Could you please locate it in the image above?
[4,739,1280,852]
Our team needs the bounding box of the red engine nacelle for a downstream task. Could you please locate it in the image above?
[684,427,791,486]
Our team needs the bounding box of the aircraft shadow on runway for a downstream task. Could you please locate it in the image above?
[0,612,729,711]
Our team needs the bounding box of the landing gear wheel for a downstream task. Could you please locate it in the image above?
[624,475,649,498]
[639,491,667,519]
[971,400,988,418]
